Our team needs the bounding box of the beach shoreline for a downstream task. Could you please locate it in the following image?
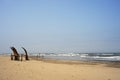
[30,56,120,68]
[0,55,120,80]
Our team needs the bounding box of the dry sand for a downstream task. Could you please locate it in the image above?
[0,56,120,80]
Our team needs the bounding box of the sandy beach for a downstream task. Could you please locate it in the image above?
[0,56,120,80]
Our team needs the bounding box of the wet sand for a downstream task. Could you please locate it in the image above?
[0,56,120,80]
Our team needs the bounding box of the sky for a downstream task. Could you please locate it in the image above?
[0,0,120,53]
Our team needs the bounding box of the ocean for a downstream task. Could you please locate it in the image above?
[35,53,120,62]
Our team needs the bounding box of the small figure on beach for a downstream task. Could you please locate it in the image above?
[11,54,13,60]
[21,54,23,61]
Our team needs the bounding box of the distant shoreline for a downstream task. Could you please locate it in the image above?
[1,54,120,68]
[29,56,120,68]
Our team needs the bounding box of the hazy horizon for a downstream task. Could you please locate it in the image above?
[0,0,120,53]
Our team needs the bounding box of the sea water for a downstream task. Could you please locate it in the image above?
[38,53,120,62]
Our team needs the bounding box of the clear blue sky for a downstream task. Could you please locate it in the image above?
[0,0,120,53]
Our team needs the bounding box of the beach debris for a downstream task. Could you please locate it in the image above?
[21,47,29,60]
[10,47,29,61]
[10,47,20,61]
